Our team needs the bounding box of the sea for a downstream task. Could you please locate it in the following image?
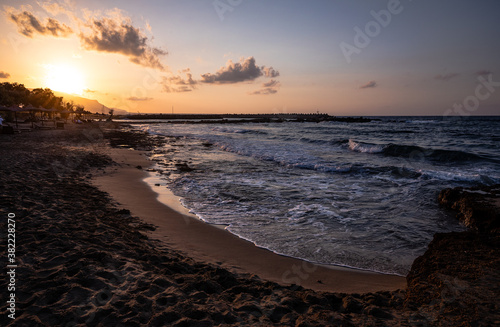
[127,116,500,276]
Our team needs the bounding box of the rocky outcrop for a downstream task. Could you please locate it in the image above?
[438,184,500,234]
[404,185,500,326]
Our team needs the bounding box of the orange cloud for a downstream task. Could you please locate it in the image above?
[8,10,73,38]
[79,17,167,71]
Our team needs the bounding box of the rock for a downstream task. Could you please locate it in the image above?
[175,162,194,172]
[403,184,500,325]
[363,305,393,319]
[405,231,500,324]
[342,296,363,313]
[438,184,500,234]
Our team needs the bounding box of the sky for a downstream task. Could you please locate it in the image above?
[1,0,499,115]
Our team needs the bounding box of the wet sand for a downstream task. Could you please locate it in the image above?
[93,145,406,294]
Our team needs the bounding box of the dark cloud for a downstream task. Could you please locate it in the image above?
[127,96,153,101]
[201,57,279,84]
[475,70,492,76]
[360,80,377,89]
[434,73,459,81]
[0,71,11,79]
[80,17,167,70]
[8,10,73,38]
[250,80,281,95]
[161,69,197,93]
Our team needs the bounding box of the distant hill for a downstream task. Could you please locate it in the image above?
[53,92,129,115]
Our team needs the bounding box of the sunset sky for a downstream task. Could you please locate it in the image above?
[1,0,499,115]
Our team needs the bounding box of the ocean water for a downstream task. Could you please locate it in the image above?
[131,116,500,275]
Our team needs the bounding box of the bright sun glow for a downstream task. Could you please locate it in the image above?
[44,64,86,95]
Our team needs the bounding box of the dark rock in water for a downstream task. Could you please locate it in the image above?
[438,184,500,234]
[175,162,194,172]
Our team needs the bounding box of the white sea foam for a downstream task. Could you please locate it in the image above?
[348,139,384,153]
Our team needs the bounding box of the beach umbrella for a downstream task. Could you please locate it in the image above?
[46,108,59,127]
[20,105,41,127]
[9,106,23,128]
[23,105,52,125]
[59,109,73,122]
[0,105,25,128]
[0,106,10,128]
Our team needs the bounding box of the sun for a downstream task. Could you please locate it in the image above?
[44,64,86,95]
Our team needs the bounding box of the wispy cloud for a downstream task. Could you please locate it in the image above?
[250,80,281,95]
[249,88,278,95]
[37,1,75,17]
[360,80,377,89]
[7,8,73,38]
[201,57,279,84]
[434,73,460,81]
[262,79,280,88]
[0,71,11,79]
[127,96,153,101]
[79,16,167,70]
[161,69,197,93]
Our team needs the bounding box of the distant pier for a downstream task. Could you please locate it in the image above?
[120,113,373,123]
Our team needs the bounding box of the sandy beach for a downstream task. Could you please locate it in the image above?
[1,123,498,326]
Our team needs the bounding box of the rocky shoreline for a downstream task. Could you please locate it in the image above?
[0,123,498,326]
[404,185,500,325]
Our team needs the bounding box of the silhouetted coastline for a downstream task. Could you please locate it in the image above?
[121,113,374,124]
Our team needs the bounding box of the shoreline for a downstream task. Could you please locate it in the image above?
[143,163,407,277]
[92,146,407,293]
[1,123,497,326]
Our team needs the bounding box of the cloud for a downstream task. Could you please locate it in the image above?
[127,96,153,101]
[434,73,459,81]
[0,71,11,79]
[38,1,74,17]
[79,16,167,70]
[262,66,280,78]
[161,69,197,93]
[7,9,73,38]
[262,79,280,88]
[475,70,492,76]
[249,88,278,95]
[360,80,377,89]
[201,57,279,84]
[250,80,281,95]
